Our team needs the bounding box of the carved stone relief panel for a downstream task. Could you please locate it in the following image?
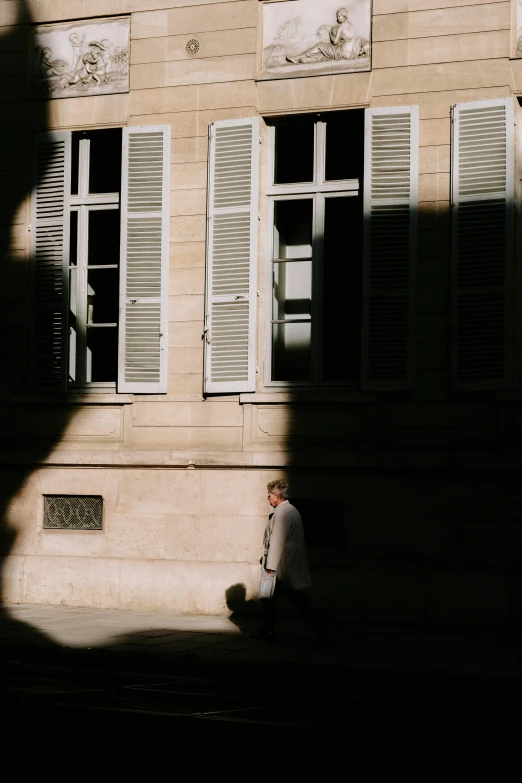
[243,404,368,451]
[21,406,125,446]
[31,16,129,98]
[261,0,371,79]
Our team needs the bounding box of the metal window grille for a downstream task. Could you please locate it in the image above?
[43,495,103,530]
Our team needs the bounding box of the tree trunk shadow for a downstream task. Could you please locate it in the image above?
[0,2,72,652]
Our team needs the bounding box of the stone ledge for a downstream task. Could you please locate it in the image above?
[12,393,134,405]
[239,392,377,404]
[1,449,522,470]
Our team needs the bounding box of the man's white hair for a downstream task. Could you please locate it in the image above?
[267,479,289,500]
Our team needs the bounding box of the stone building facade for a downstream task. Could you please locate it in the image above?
[1,0,521,625]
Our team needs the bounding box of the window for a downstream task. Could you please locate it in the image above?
[69,129,122,386]
[203,108,419,394]
[31,125,170,394]
[267,112,364,384]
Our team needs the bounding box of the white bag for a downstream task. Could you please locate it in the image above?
[258,566,276,600]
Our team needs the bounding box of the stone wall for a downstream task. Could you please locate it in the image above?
[0,0,520,622]
[3,464,521,624]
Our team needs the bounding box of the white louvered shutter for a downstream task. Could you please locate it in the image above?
[204,118,260,394]
[31,131,71,391]
[362,107,419,390]
[118,126,170,393]
[451,99,515,389]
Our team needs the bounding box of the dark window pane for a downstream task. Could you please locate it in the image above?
[325,111,364,182]
[274,122,314,184]
[321,196,362,381]
[86,327,118,382]
[88,128,122,194]
[71,134,80,195]
[272,322,311,382]
[71,128,122,195]
[323,196,363,266]
[88,210,120,266]
[87,269,119,324]
[69,211,78,266]
[322,317,360,383]
[274,199,313,259]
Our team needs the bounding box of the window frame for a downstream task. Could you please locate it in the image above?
[31,124,170,395]
[263,118,361,388]
[68,134,121,390]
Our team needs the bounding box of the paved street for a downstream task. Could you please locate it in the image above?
[2,602,522,677]
[1,603,522,769]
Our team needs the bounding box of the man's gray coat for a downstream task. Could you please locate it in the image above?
[264,500,312,590]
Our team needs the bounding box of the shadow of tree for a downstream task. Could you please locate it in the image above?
[0,1,73,650]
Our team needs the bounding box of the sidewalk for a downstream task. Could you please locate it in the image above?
[2,602,522,679]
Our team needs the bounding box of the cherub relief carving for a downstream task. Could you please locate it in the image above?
[68,40,109,87]
[32,17,129,98]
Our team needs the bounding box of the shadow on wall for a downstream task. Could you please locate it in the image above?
[265,476,522,627]
[263,271,522,627]
[254,106,522,629]
[0,1,74,646]
[0,4,519,648]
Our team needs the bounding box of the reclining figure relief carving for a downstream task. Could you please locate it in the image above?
[262,0,371,77]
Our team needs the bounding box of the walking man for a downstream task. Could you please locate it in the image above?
[259,479,321,639]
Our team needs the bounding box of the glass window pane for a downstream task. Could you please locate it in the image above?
[272,322,311,382]
[87,269,119,324]
[86,327,118,383]
[321,196,362,381]
[88,128,122,194]
[325,111,364,182]
[274,122,314,184]
[322,318,360,382]
[69,211,78,266]
[88,210,120,266]
[71,129,122,195]
[71,135,79,195]
[273,260,312,322]
[274,199,313,259]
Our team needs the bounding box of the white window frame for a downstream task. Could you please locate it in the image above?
[32,125,170,395]
[69,135,120,390]
[264,119,360,388]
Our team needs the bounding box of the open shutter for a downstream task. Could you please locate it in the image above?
[362,106,419,390]
[118,126,170,393]
[31,131,71,391]
[451,98,515,389]
[204,117,259,394]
